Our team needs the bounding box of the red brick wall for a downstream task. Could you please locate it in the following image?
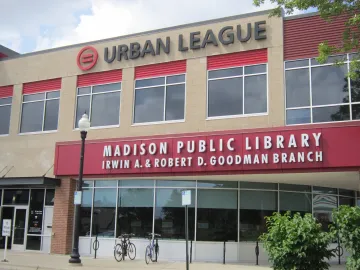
[51,178,76,254]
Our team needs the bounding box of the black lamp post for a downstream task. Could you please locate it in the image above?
[69,113,90,265]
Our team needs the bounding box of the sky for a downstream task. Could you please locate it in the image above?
[0,0,317,54]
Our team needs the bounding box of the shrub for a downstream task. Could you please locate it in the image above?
[332,205,360,270]
[260,211,334,270]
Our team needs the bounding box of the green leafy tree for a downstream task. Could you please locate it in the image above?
[331,205,360,270]
[253,0,360,78]
[260,212,335,270]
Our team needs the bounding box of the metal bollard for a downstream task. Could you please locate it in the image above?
[190,240,192,263]
[255,241,259,266]
[223,240,226,265]
[155,238,159,262]
[93,235,100,259]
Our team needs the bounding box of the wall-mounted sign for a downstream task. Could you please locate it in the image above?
[54,125,360,177]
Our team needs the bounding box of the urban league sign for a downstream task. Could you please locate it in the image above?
[104,21,266,63]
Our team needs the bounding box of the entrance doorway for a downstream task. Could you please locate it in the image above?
[12,206,28,251]
[0,207,14,249]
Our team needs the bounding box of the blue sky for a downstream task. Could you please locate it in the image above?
[0,0,317,54]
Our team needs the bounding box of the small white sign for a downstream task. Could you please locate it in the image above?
[2,220,11,237]
[74,191,82,205]
[182,190,191,206]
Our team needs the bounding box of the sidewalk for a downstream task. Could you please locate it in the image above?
[0,251,346,270]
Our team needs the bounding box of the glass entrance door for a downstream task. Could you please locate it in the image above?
[12,207,28,251]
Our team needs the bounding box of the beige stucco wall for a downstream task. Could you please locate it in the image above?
[0,11,285,178]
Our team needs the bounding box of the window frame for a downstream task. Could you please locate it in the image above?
[0,96,12,136]
[206,63,269,120]
[285,54,360,126]
[74,81,122,130]
[19,90,60,135]
[132,73,186,126]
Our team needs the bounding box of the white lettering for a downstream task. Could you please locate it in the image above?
[244,155,252,164]
[253,154,260,164]
[106,160,111,169]
[289,153,296,163]
[262,154,268,164]
[219,156,225,166]
[123,144,130,156]
[245,137,252,150]
[102,161,105,169]
[273,153,279,163]
[161,158,167,168]
[307,152,314,162]
[313,133,321,147]
[133,144,137,155]
[187,157,192,166]
[301,134,309,147]
[187,141,195,153]
[112,160,119,169]
[160,142,168,155]
[177,141,184,153]
[235,155,242,164]
[226,155,234,165]
[168,158,174,167]
[255,137,260,150]
[199,140,206,153]
[219,139,224,152]
[227,138,235,151]
[288,135,297,148]
[210,140,216,152]
[282,153,288,163]
[181,157,187,166]
[264,136,272,149]
[149,143,157,155]
[316,151,323,162]
[210,156,216,165]
[198,157,204,166]
[103,145,112,157]
[277,135,284,148]
[154,159,160,167]
[124,160,130,169]
[114,146,121,157]
[298,152,305,163]
[175,158,180,167]
[134,159,140,168]
[140,143,146,155]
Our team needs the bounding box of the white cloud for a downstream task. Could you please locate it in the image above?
[1,0,287,53]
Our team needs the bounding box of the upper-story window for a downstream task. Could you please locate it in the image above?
[285,54,360,125]
[75,70,122,128]
[206,49,268,119]
[20,79,61,133]
[0,85,13,135]
[133,60,186,124]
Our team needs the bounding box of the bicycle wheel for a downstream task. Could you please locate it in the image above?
[150,246,157,262]
[145,245,151,264]
[128,242,136,260]
[114,244,123,262]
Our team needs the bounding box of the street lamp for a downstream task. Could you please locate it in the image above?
[69,113,90,264]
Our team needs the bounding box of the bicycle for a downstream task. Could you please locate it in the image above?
[145,232,161,264]
[114,233,136,261]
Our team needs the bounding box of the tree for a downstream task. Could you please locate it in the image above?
[260,212,335,270]
[253,0,360,79]
[331,205,360,270]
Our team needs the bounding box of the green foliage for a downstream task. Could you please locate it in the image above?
[260,212,335,270]
[332,205,360,270]
[253,0,360,79]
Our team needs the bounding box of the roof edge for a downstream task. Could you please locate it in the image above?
[3,9,275,61]
[285,11,319,20]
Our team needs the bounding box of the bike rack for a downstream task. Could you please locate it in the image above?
[255,241,259,265]
[155,238,159,262]
[92,235,99,259]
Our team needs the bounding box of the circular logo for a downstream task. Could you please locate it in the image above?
[77,46,98,71]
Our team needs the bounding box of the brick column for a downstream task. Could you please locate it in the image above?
[51,178,76,254]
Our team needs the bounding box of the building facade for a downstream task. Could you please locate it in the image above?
[0,9,359,263]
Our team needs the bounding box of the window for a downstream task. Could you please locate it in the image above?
[20,91,60,133]
[92,188,116,237]
[75,83,121,128]
[80,189,93,237]
[285,54,360,125]
[207,64,267,118]
[134,74,185,124]
[3,189,29,205]
[313,194,337,232]
[0,97,12,135]
[280,192,312,216]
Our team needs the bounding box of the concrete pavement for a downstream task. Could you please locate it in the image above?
[0,251,346,270]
